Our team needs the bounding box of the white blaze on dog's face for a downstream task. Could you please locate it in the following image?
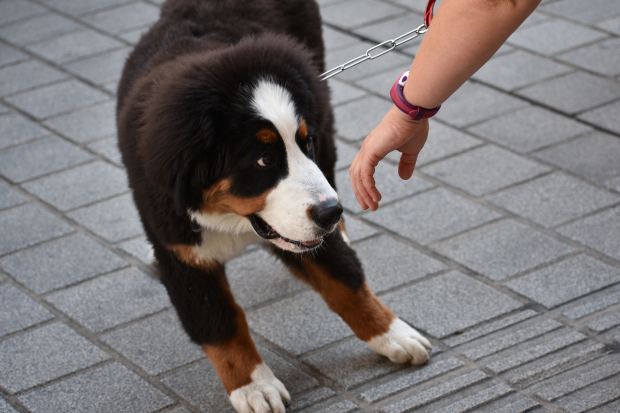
[249,79,340,252]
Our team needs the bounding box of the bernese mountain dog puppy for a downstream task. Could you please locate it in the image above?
[117,0,431,411]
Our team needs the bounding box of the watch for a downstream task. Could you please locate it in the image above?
[390,71,441,120]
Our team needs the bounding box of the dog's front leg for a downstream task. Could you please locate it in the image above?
[158,256,290,413]
[275,231,432,365]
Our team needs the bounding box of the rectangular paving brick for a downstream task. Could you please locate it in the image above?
[506,255,620,308]
[20,362,173,413]
[45,267,170,332]
[64,48,131,86]
[517,72,620,115]
[0,43,28,67]
[408,121,483,166]
[364,188,501,245]
[328,79,366,107]
[444,310,538,347]
[0,0,46,26]
[578,100,620,135]
[0,284,54,336]
[43,100,117,143]
[26,29,124,64]
[420,145,550,197]
[118,235,154,264]
[0,234,127,293]
[472,393,539,413]
[83,2,161,34]
[431,220,573,280]
[467,106,592,154]
[5,80,109,119]
[561,284,620,319]
[487,172,619,227]
[288,388,337,412]
[0,399,19,413]
[541,0,620,24]
[0,60,67,97]
[355,234,446,293]
[44,0,131,16]
[553,375,620,412]
[67,193,145,242]
[101,310,204,375]
[342,213,379,242]
[321,0,404,29]
[336,163,434,212]
[0,204,74,256]
[247,291,352,355]
[333,95,393,142]
[23,161,129,211]
[0,13,82,46]
[558,38,620,77]
[88,136,124,165]
[382,271,522,338]
[0,180,26,210]
[0,113,51,150]
[585,310,620,332]
[334,139,359,170]
[0,322,109,393]
[557,205,620,261]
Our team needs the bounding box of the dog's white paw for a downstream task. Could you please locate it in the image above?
[230,363,291,413]
[366,318,432,365]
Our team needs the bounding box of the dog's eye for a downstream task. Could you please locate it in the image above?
[257,153,275,167]
[306,137,314,152]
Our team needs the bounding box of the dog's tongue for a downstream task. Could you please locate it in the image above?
[301,238,322,247]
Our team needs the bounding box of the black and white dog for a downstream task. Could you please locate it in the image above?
[117,0,431,411]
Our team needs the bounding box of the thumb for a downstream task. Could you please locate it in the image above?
[398,152,419,180]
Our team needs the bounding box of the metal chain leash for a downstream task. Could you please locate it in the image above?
[319,24,428,81]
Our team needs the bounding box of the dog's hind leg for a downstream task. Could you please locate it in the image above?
[157,253,290,413]
[274,231,432,365]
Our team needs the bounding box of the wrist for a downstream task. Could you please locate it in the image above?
[390,71,441,120]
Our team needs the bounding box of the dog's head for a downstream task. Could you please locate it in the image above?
[138,34,341,252]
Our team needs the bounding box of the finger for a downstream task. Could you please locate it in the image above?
[361,163,382,205]
[398,152,419,180]
[356,172,376,211]
[350,165,369,210]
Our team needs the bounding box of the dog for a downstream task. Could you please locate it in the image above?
[116,0,431,411]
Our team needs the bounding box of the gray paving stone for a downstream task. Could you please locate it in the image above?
[0,284,54,336]
[390,0,443,14]
[26,29,124,64]
[0,400,19,413]
[359,353,465,402]
[101,310,203,375]
[479,328,588,374]
[379,369,489,413]
[557,205,620,261]
[505,255,620,308]
[0,0,46,26]
[558,38,620,77]
[589,398,620,413]
[433,220,572,281]
[0,112,51,150]
[67,193,144,243]
[20,362,173,413]
[0,13,82,46]
[88,136,124,166]
[506,19,608,56]
[434,82,528,128]
[83,2,160,34]
[410,121,483,166]
[597,16,620,35]
[605,175,620,193]
[528,355,620,401]
[5,79,109,119]
[326,41,412,81]
[364,188,501,245]
[472,50,573,91]
[0,43,27,67]
[0,322,109,393]
[321,0,404,29]
[541,0,620,24]
[0,136,94,183]
[0,203,74,256]
[354,235,445,293]
[328,80,367,108]
[578,99,620,135]
[423,382,513,413]
[382,271,521,338]
[443,309,538,348]
[555,374,620,412]
[535,132,620,184]
[322,26,360,52]
[257,345,320,395]
[0,60,67,97]
[585,309,620,332]
[64,47,131,86]
[118,26,150,45]
[307,399,358,413]
[288,388,337,412]
[342,214,379,242]
[43,100,117,143]
[421,145,550,197]
[334,95,393,141]
[353,13,424,51]
[43,0,132,16]
[468,392,539,413]
[118,235,154,264]
[501,339,605,386]
[337,163,434,212]
[0,234,127,293]
[334,139,359,171]
[487,173,620,227]
[0,180,26,210]
[23,161,129,211]
[247,291,352,355]
[561,284,620,319]
[226,248,306,309]
[467,106,592,154]
[45,267,170,332]
[302,339,399,389]
[517,72,620,115]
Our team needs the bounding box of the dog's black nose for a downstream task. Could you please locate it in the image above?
[310,199,343,230]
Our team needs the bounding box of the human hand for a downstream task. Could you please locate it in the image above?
[349,105,429,211]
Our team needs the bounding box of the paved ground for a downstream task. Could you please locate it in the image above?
[1,0,620,412]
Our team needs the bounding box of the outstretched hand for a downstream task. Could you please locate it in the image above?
[349,106,429,211]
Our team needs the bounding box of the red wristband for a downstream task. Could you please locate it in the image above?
[390,71,441,120]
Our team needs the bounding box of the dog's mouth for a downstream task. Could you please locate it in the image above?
[248,214,323,250]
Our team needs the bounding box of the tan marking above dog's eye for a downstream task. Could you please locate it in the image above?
[257,128,277,144]
[298,120,308,140]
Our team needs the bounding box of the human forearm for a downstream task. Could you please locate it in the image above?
[403,0,541,108]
